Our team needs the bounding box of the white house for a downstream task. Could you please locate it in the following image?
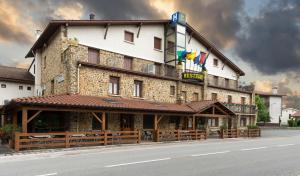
[282,108,299,125]
[256,87,285,124]
[0,65,34,126]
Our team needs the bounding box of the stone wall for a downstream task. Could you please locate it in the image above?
[68,112,93,132]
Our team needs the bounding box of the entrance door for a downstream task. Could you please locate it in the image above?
[120,114,134,131]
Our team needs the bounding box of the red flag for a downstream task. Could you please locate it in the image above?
[199,51,207,64]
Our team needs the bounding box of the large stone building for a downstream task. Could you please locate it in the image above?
[8,13,256,137]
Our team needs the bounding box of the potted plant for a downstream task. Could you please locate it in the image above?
[0,124,19,145]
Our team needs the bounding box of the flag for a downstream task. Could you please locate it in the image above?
[202,49,211,69]
[194,55,200,64]
[186,51,196,60]
[199,51,207,65]
[177,50,187,62]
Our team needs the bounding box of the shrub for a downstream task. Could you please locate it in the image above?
[288,119,298,127]
[247,125,259,129]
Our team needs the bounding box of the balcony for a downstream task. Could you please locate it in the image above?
[222,103,256,115]
[208,81,255,93]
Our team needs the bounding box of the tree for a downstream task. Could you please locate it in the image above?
[255,95,270,123]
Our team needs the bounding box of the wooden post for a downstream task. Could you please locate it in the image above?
[104,131,107,145]
[22,108,27,133]
[154,114,158,131]
[195,130,198,140]
[65,132,70,148]
[192,115,196,130]
[101,112,106,130]
[13,111,17,129]
[137,130,141,143]
[177,129,180,141]
[156,130,159,142]
[14,132,20,151]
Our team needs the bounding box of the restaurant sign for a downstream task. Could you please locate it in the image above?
[182,72,204,81]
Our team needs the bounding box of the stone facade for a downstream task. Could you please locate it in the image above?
[207,87,252,105]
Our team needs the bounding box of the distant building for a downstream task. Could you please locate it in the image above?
[282,108,299,125]
[0,65,34,126]
[255,87,285,124]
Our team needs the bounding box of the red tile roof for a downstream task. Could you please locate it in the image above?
[0,65,34,84]
[10,94,236,115]
[292,111,300,117]
[12,94,194,113]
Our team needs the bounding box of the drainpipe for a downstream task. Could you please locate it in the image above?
[77,63,81,94]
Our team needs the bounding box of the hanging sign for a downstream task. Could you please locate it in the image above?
[182,72,204,81]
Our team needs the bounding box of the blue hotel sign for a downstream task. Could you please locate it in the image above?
[171,12,186,25]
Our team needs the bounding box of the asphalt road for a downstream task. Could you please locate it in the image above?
[1,129,300,176]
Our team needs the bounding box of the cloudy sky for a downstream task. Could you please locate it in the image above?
[0,0,299,96]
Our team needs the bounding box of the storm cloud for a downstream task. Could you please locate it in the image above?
[236,0,300,74]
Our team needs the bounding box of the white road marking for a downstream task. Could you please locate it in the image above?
[191,150,230,157]
[276,144,295,147]
[240,146,267,151]
[34,173,57,176]
[104,157,171,168]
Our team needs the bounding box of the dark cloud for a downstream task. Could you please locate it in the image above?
[80,0,161,19]
[174,0,244,48]
[236,0,300,74]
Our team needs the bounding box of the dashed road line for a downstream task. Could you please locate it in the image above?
[104,157,171,168]
[276,144,295,147]
[240,146,267,151]
[34,173,57,176]
[191,150,230,157]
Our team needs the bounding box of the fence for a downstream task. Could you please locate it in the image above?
[156,130,207,142]
[14,131,141,151]
[220,128,261,138]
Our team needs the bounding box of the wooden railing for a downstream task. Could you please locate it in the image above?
[220,128,261,138]
[155,130,207,142]
[14,131,141,151]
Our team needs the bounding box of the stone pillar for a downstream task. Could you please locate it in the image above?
[202,70,208,100]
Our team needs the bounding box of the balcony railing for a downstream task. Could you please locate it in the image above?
[208,82,255,92]
[222,103,256,114]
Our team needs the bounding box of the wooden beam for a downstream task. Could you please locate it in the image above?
[214,105,229,115]
[27,110,42,123]
[157,115,163,124]
[194,114,230,118]
[101,112,106,130]
[91,112,102,123]
[212,106,215,115]
[22,108,28,133]
[104,23,110,39]
[137,22,142,38]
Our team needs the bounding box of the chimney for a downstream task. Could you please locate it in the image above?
[89,13,95,20]
[272,86,278,95]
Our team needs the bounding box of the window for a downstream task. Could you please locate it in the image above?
[134,80,142,97]
[225,78,229,88]
[155,63,161,75]
[170,85,175,96]
[27,86,31,91]
[165,65,176,77]
[109,76,120,95]
[228,95,232,103]
[213,76,218,86]
[43,56,46,69]
[241,97,246,105]
[123,56,133,70]
[208,118,219,127]
[1,84,6,88]
[213,58,218,66]
[181,91,187,102]
[154,37,162,50]
[143,115,154,129]
[124,31,134,43]
[240,117,247,127]
[19,86,23,90]
[211,93,218,101]
[193,93,199,101]
[50,80,54,94]
[88,48,100,64]
[167,41,175,54]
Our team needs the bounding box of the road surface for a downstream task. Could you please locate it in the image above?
[0,129,300,176]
